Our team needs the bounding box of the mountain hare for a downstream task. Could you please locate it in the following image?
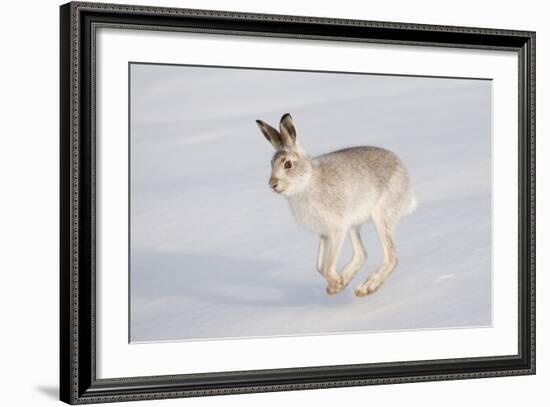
[256,113,416,296]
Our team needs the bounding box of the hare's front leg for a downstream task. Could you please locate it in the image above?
[327,227,367,295]
[323,230,346,293]
[355,211,397,296]
[316,235,327,276]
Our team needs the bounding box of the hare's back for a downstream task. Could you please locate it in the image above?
[315,146,407,189]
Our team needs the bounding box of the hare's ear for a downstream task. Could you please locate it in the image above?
[279,113,297,149]
[256,120,284,151]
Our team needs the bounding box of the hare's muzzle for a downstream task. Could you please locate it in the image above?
[269,176,279,192]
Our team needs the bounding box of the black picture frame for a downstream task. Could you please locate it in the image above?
[60,1,536,404]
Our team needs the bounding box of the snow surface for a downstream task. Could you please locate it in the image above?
[129,64,492,342]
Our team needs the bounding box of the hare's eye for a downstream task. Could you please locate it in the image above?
[284,161,292,169]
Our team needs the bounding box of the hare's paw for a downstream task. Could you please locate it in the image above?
[326,284,345,296]
[355,275,383,297]
[326,273,344,290]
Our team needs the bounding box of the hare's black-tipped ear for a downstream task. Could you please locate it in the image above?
[256,120,284,151]
[279,113,297,148]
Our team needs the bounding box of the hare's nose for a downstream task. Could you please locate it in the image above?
[269,177,279,189]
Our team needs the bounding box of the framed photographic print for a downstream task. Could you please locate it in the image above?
[60,1,536,404]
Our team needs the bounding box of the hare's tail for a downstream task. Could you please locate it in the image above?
[403,190,418,216]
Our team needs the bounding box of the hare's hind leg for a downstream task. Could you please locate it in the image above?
[326,227,367,295]
[355,209,398,297]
